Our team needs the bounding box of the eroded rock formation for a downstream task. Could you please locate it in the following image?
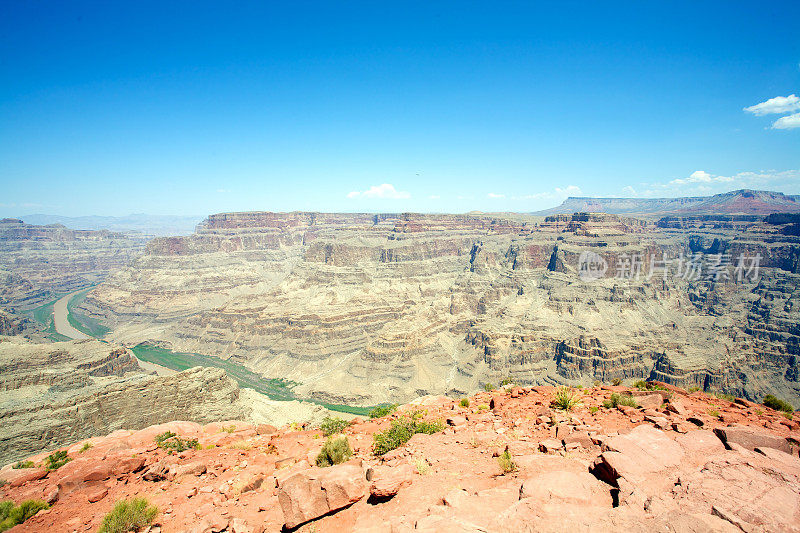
[77,209,800,406]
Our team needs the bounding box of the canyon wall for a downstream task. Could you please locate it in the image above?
[0,218,148,310]
[83,210,800,406]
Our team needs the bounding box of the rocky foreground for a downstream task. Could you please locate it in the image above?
[1,382,799,532]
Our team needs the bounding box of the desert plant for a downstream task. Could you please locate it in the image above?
[154,431,199,454]
[413,457,431,475]
[708,409,720,418]
[763,394,794,413]
[79,442,92,453]
[0,499,49,532]
[710,391,736,402]
[459,398,470,408]
[316,435,352,467]
[319,416,349,436]
[369,404,397,419]
[0,501,11,520]
[611,378,622,386]
[98,497,158,533]
[602,392,638,409]
[498,449,517,474]
[12,460,35,469]
[688,386,701,393]
[45,450,70,471]
[227,440,252,451]
[500,377,514,387]
[373,415,445,456]
[484,382,495,392]
[589,406,599,414]
[634,380,667,392]
[593,380,601,387]
[477,404,489,411]
[221,424,236,434]
[552,387,583,411]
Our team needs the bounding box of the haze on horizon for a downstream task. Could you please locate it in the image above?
[1,1,798,218]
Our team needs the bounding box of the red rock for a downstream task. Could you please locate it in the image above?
[169,461,207,478]
[256,424,278,435]
[538,439,563,453]
[368,464,414,499]
[592,425,684,485]
[111,455,146,476]
[632,393,664,409]
[8,467,47,487]
[277,464,366,528]
[446,416,467,427]
[713,425,792,454]
[86,485,108,502]
[519,471,613,507]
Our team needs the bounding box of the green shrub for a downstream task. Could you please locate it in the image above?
[688,386,701,393]
[710,391,735,402]
[221,424,236,434]
[552,387,583,411]
[0,501,12,522]
[477,403,489,411]
[13,460,35,469]
[79,442,92,453]
[0,499,49,532]
[316,435,352,467]
[483,382,495,392]
[459,398,470,408]
[589,406,599,414]
[763,394,794,413]
[319,416,349,437]
[593,380,601,387]
[373,416,445,456]
[498,449,516,474]
[611,378,622,386]
[634,380,668,392]
[45,450,70,471]
[602,392,638,409]
[500,377,514,387]
[708,409,720,418]
[369,404,397,419]
[98,498,158,533]
[154,431,199,454]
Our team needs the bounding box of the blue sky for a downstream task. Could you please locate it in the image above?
[1,1,798,216]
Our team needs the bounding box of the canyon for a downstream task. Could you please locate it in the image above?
[71,196,800,408]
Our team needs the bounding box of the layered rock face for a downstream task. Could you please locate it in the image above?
[0,218,148,310]
[0,337,334,464]
[84,210,800,406]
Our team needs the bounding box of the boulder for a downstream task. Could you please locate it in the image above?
[8,467,48,487]
[278,464,366,529]
[519,471,613,507]
[368,464,414,499]
[713,426,792,454]
[169,461,207,478]
[592,425,684,485]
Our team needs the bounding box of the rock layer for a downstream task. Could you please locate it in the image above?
[83,210,800,406]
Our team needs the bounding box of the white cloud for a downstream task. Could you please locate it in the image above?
[621,186,637,196]
[555,185,581,197]
[487,192,505,199]
[669,170,735,186]
[346,183,410,200]
[744,94,800,116]
[772,112,800,130]
[428,194,441,200]
[517,185,582,201]
[633,169,800,197]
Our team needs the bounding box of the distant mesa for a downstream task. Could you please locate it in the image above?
[534,189,800,217]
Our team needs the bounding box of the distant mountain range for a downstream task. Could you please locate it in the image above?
[534,189,800,217]
[19,213,204,236]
